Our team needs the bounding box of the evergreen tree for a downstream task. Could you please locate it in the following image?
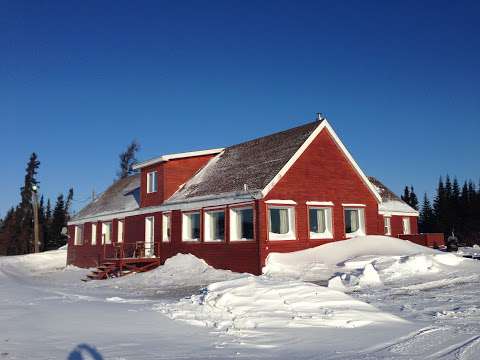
[117,141,140,179]
[401,186,411,204]
[419,193,435,233]
[408,186,419,210]
[47,194,68,250]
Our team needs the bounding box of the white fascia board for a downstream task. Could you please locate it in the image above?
[132,148,224,170]
[306,201,334,206]
[342,203,367,207]
[260,120,383,204]
[265,199,297,205]
[68,192,260,225]
[379,210,420,217]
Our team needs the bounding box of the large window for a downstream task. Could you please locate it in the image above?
[204,210,225,242]
[309,207,333,239]
[162,213,171,242]
[102,222,112,244]
[402,217,411,235]
[91,223,97,245]
[147,171,157,193]
[74,225,84,245]
[344,208,365,238]
[268,206,296,240]
[384,216,391,235]
[230,207,254,241]
[117,220,124,243]
[182,212,201,242]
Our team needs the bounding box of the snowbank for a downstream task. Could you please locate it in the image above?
[98,253,245,289]
[157,276,406,331]
[0,248,67,275]
[263,236,437,280]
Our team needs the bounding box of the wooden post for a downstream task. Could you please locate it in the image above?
[32,186,40,253]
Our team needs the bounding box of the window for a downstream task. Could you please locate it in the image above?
[402,217,411,235]
[74,225,84,245]
[268,206,296,240]
[145,216,155,257]
[147,171,157,193]
[309,207,333,239]
[230,207,254,241]
[91,223,97,245]
[117,220,124,243]
[162,213,171,242]
[182,212,200,241]
[344,208,365,238]
[384,216,391,235]
[204,210,225,242]
[102,222,112,244]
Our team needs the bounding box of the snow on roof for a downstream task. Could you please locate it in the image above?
[72,174,140,222]
[132,148,224,170]
[166,121,320,203]
[367,176,419,215]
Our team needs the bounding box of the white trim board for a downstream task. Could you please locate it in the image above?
[379,210,420,217]
[260,120,382,203]
[132,148,224,170]
[342,203,366,207]
[306,201,334,206]
[265,199,297,205]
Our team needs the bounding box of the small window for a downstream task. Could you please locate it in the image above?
[204,210,225,242]
[309,207,333,239]
[147,171,157,193]
[102,222,112,244]
[162,213,171,242]
[384,216,391,235]
[117,220,124,243]
[74,225,84,245]
[91,223,97,245]
[268,206,296,240]
[402,217,411,235]
[344,208,365,238]
[230,207,254,241]
[182,212,200,242]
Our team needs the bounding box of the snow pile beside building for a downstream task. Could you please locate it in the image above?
[100,253,245,289]
[263,236,436,281]
[157,276,406,332]
[0,248,68,275]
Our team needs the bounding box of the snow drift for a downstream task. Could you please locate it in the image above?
[157,276,406,332]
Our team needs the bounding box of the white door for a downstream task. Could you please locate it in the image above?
[145,217,155,257]
[402,217,411,235]
[117,220,124,243]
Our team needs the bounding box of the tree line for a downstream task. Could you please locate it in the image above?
[0,141,139,256]
[0,153,74,255]
[402,175,480,245]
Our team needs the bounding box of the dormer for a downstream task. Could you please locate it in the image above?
[132,148,223,208]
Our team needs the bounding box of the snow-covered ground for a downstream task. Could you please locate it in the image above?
[2,237,480,359]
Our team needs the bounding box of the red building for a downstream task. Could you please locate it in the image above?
[67,117,437,275]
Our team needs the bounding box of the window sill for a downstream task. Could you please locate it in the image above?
[182,239,200,243]
[204,239,225,243]
[310,232,333,240]
[230,238,255,242]
[345,232,365,239]
[268,233,297,241]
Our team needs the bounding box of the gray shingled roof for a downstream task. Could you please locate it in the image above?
[167,121,321,202]
[368,176,418,214]
[72,174,140,221]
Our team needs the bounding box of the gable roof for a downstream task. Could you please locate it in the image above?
[132,148,224,170]
[71,174,140,222]
[166,121,320,203]
[368,176,419,216]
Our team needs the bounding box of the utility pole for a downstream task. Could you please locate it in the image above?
[32,184,40,253]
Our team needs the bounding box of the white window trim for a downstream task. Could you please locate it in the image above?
[344,207,366,238]
[342,203,366,207]
[144,216,155,257]
[147,171,157,194]
[230,206,255,241]
[265,199,297,205]
[91,223,97,245]
[162,213,171,242]
[402,217,411,235]
[74,225,83,246]
[384,216,392,236]
[306,201,334,206]
[182,212,201,242]
[117,219,124,243]
[308,207,334,240]
[268,206,296,241]
[204,209,225,242]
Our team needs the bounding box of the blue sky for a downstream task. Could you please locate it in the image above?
[1,0,479,216]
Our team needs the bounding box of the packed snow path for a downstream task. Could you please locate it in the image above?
[2,238,480,359]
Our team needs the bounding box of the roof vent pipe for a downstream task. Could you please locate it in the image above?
[316,112,325,121]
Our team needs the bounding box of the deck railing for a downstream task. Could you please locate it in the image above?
[102,241,160,261]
